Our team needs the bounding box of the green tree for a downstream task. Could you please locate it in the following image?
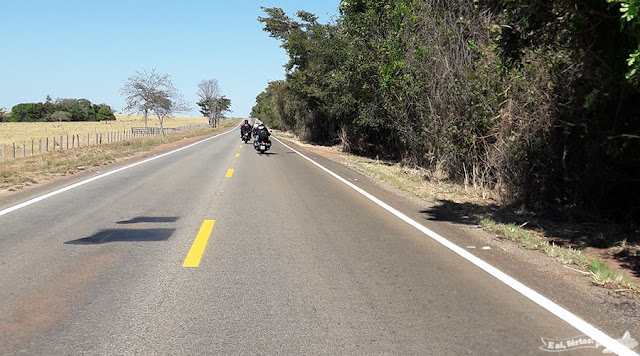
[196,79,231,128]
[10,103,46,122]
[607,0,640,81]
[255,0,640,220]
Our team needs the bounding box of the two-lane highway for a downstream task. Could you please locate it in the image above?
[0,125,635,355]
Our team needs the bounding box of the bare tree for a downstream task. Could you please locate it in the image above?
[197,79,231,127]
[120,69,189,133]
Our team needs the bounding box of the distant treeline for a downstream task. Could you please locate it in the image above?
[7,98,116,122]
[252,1,640,221]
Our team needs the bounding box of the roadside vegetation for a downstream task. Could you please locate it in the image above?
[6,97,115,123]
[0,114,208,145]
[480,219,639,294]
[254,1,640,295]
[252,1,640,223]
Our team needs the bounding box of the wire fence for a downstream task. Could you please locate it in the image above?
[1,124,208,163]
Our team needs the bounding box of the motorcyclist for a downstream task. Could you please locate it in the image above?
[253,123,271,146]
[252,121,261,140]
[240,119,251,138]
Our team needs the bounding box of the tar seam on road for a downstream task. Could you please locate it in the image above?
[273,136,638,356]
[183,220,215,267]
[0,123,241,218]
[225,169,234,178]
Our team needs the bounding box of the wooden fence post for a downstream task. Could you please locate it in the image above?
[22,141,25,157]
[39,139,42,153]
[31,139,34,156]
[12,142,16,159]
[46,138,48,152]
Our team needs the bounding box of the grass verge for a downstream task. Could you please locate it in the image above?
[479,218,639,295]
[0,114,209,145]
[589,260,639,293]
[479,220,640,295]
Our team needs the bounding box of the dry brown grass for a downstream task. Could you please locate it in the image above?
[0,118,240,193]
[0,114,209,146]
[274,129,496,205]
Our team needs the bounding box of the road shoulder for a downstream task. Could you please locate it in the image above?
[274,134,640,341]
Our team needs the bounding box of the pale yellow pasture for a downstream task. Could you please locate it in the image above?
[0,114,210,145]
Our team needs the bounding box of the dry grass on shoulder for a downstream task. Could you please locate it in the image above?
[344,156,498,205]
[0,119,240,193]
[0,114,209,147]
[274,129,497,205]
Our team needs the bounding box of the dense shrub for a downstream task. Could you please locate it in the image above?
[252,0,640,221]
[9,98,116,122]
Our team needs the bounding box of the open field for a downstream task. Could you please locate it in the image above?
[0,114,210,146]
[0,118,241,192]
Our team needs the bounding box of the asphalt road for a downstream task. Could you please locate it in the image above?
[0,126,636,355]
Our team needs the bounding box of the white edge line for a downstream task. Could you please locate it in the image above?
[0,123,240,218]
[274,136,638,356]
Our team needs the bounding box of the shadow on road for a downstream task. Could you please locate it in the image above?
[116,216,179,224]
[421,200,640,277]
[65,228,176,245]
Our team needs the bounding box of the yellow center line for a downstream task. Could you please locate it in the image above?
[225,169,234,177]
[239,145,243,148]
[235,153,240,157]
[183,220,215,267]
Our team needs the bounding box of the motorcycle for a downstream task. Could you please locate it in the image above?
[241,130,251,143]
[253,139,271,154]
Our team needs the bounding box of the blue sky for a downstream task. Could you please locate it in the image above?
[0,0,339,118]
